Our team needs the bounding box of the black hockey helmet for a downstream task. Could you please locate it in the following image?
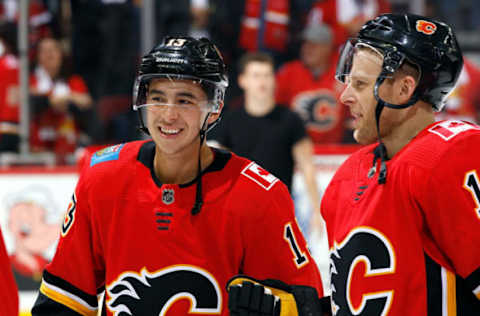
[336,13,463,111]
[133,36,228,122]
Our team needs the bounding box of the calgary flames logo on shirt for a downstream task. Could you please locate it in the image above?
[106,265,221,315]
[330,227,396,315]
[416,20,437,35]
[293,89,338,132]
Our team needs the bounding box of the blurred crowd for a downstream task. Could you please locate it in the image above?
[0,0,479,165]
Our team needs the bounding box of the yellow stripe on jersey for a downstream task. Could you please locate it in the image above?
[40,281,98,316]
[441,268,457,316]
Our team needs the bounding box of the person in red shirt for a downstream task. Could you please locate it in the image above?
[30,37,94,164]
[0,226,19,316]
[31,37,326,315]
[436,57,480,124]
[0,22,20,152]
[306,0,391,49]
[227,13,480,315]
[0,0,53,61]
[276,23,349,143]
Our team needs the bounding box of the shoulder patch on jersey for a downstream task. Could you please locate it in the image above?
[428,120,480,141]
[241,162,279,190]
[90,144,125,166]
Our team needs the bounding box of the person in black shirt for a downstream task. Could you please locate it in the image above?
[209,52,321,233]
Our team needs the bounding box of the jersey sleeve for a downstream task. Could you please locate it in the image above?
[0,228,18,316]
[419,134,480,300]
[240,181,324,297]
[32,173,105,316]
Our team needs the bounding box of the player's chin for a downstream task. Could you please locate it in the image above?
[353,129,376,145]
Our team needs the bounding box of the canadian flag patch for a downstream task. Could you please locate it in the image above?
[241,162,279,190]
[428,120,479,141]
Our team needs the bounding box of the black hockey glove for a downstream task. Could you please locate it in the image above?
[227,275,331,316]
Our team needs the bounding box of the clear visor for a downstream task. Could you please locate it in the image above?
[132,74,224,113]
[335,40,389,84]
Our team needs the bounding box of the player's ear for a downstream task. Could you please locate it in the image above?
[396,75,416,104]
[207,102,223,124]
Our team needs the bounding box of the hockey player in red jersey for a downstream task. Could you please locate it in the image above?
[0,226,19,316]
[31,37,326,315]
[227,13,480,315]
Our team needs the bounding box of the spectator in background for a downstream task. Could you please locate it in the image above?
[209,0,313,107]
[30,37,100,164]
[0,0,54,60]
[307,0,391,48]
[276,23,351,143]
[0,22,19,153]
[209,52,322,235]
[436,58,480,124]
[236,0,312,66]
[189,0,210,38]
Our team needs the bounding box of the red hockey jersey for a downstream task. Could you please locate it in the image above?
[276,57,348,143]
[0,227,19,316]
[0,54,19,124]
[321,120,480,315]
[33,141,323,315]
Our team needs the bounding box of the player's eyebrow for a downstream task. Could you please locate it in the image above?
[176,92,198,99]
[148,89,199,100]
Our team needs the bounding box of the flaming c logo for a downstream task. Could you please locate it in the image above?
[416,20,437,35]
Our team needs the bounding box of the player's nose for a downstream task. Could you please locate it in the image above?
[340,85,355,107]
[161,104,180,121]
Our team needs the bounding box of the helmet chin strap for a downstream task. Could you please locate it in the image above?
[369,61,420,184]
[191,112,212,215]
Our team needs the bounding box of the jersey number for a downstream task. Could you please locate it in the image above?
[284,223,308,267]
[464,170,480,219]
[61,193,76,237]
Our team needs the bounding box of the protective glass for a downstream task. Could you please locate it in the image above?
[133,74,223,113]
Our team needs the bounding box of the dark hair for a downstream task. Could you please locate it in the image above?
[0,22,18,55]
[36,37,73,81]
[237,52,274,74]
